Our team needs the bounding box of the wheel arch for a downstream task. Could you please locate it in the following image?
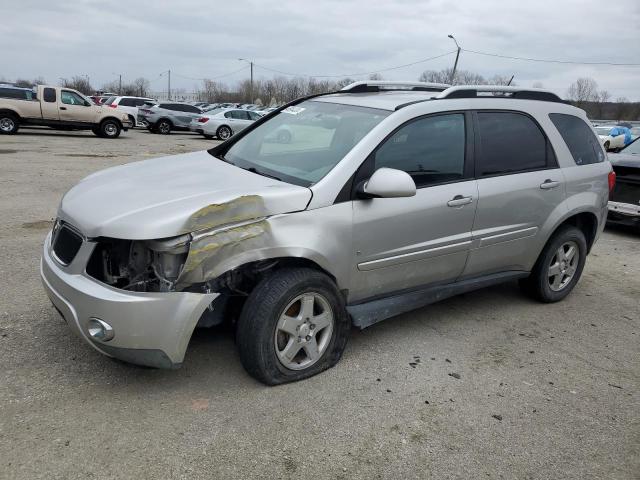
[553,211,599,253]
[0,108,20,120]
[100,116,124,128]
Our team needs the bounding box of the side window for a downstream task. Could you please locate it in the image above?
[549,113,605,165]
[43,87,56,103]
[119,98,135,107]
[61,90,86,106]
[248,111,261,121]
[224,111,234,119]
[476,112,548,176]
[374,113,466,188]
[183,105,201,113]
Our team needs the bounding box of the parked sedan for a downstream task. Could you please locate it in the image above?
[190,108,261,140]
[607,138,640,228]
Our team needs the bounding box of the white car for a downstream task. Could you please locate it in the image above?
[190,108,262,140]
[104,96,156,128]
[594,125,626,151]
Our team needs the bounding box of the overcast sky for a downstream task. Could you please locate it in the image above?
[2,0,639,100]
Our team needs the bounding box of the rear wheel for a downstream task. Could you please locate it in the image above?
[603,141,610,151]
[519,225,587,302]
[98,119,121,138]
[128,115,136,129]
[216,125,232,140]
[236,268,350,385]
[157,119,172,134]
[0,113,19,134]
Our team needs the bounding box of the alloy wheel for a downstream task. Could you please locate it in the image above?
[274,292,334,370]
[548,241,579,292]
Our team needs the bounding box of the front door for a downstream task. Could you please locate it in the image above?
[59,90,94,123]
[351,112,477,302]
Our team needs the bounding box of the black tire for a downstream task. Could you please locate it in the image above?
[216,125,232,140]
[98,119,121,138]
[157,119,172,135]
[519,225,587,303]
[0,113,19,134]
[236,268,350,385]
[128,115,136,129]
[603,141,610,151]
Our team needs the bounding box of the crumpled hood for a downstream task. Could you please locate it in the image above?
[58,150,312,239]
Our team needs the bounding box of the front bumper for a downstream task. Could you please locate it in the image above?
[40,231,218,368]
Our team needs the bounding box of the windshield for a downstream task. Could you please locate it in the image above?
[220,100,389,186]
[621,137,640,154]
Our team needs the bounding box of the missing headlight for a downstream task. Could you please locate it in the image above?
[86,235,191,292]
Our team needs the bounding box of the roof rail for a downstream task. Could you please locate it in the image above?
[436,85,566,103]
[340,81,450,93]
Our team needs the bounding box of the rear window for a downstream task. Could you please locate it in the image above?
[550,114,605,165]
[476,112,550,176]
[43,88,56,103]
[104,96,117,105]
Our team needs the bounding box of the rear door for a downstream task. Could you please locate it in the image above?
[351,112,477,302]
[40,87,59,120]
[462,110,565,277]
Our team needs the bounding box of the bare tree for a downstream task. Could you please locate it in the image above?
[60,76,93,94]
[132,77,151,97]
[368,73,384,81]
[567,77,599,103]
[532,81,544,88]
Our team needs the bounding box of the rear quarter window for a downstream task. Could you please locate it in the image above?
[549,113,605,165]
[43,88,56,103]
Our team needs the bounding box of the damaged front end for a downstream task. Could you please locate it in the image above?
[86,234,191,292]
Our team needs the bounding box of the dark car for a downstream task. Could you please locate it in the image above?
[607,138,640,228]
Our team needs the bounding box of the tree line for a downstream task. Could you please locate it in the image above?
[2,72,638,120]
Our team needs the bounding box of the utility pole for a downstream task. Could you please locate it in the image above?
[168,69,171,100]
[238,58,254,103]
[447,34,461,85]
[118,74,122,94]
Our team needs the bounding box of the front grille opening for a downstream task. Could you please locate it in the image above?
[52,225,83,265]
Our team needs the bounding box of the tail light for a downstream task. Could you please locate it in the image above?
[197,117,209,123]
[107,104,117,108]
[608,169,616,198]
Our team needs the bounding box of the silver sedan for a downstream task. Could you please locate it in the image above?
[190,108,262,140]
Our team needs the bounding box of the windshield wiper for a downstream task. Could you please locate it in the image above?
[244,167,282,181]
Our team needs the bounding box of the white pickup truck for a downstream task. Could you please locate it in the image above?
[0,84,131,138]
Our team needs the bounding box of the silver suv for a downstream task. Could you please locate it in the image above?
[140,101,203,134]
[41,82,613,384]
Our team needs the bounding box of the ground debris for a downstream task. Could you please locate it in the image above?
[448,373,461,380]
[492,414,503,421]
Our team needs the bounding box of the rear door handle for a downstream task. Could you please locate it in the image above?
[540,179,560,190]
[60,107,67,110]
[447,195,473,207]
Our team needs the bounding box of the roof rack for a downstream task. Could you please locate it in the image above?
[436,85,566,103]
[340,81,450,93]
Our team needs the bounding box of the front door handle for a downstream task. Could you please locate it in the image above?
[540,179,560,190]
[60,107,67,110]
[447,195,473,207]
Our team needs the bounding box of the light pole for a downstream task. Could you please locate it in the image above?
[448,34,461,85]
[238,58,254,103]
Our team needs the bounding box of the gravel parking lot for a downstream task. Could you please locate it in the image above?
[0,127,638,479]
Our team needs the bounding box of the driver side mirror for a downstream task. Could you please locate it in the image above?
[357,167,416,199]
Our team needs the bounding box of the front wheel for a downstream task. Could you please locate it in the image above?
[236,268,350,385]
[519,225,587,302]
[98,119,121,138]
[0,113,19,134]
